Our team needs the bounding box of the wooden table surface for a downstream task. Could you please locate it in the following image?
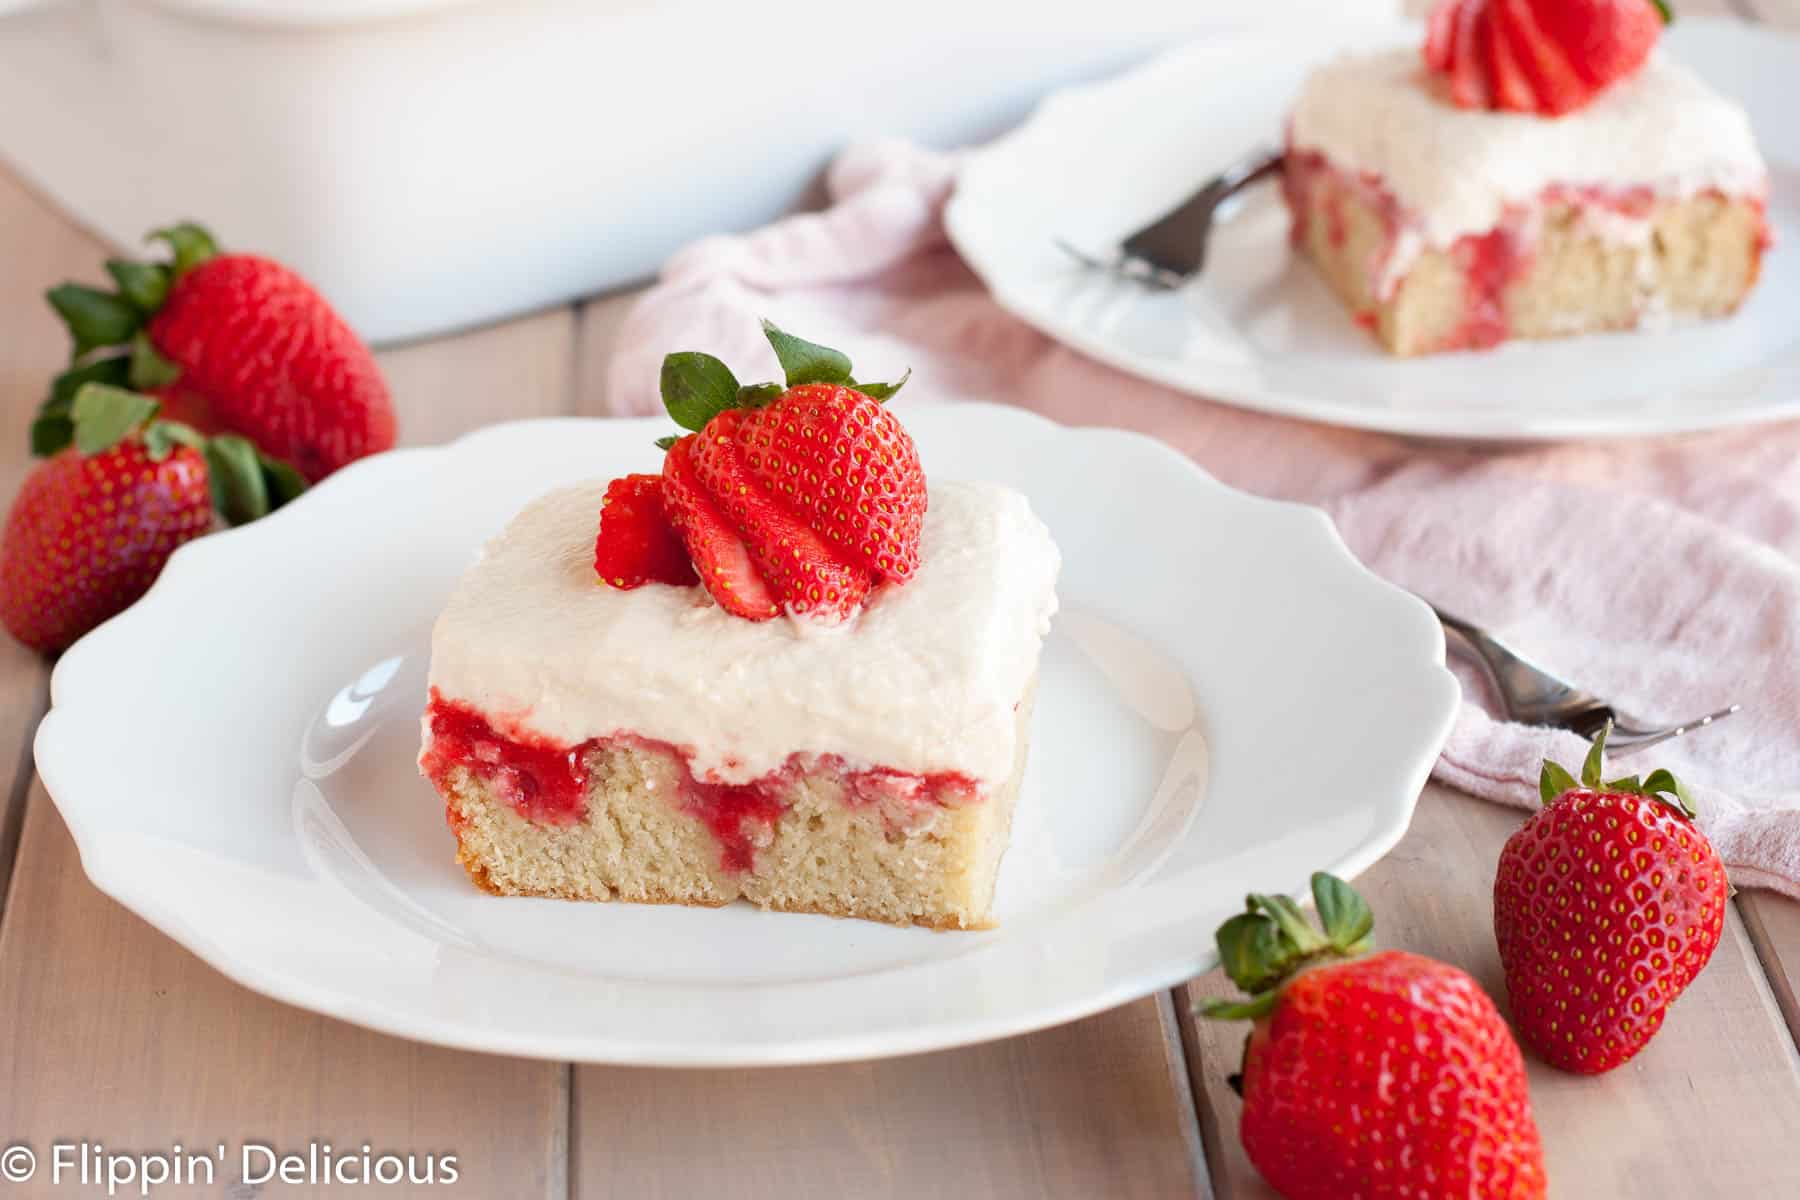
[3,3,1799,1196]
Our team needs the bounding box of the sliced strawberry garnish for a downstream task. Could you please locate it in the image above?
[1449,0,1494,110]
[1425,0,1663,115]
[660,435,781,620]
[646,321,921,622]
[1423,0,1460,71]
[1498,0,1596,115]
[734,383,926,583]
[593,473,698,590]
[1525,0,1662,89]
[690,410,872,620]
[1484,1,1538,111]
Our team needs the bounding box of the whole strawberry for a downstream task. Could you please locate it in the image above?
[1424,0,1670,116]
[1,384,306,654]
[1203,873,1546,1200]
[1494,723,1726,1074]
[39,222,395,482]
[649,320,918,623]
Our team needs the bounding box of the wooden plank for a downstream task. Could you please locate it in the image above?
[570,289,647,418]
[1739,893,1800,1043]
[1742,0,1799,27]
[0,155,580,1197]
[0,786,568,1198]
[1180,783,1800,1198]
[0,166,100,908]
[572,996,1202,1199]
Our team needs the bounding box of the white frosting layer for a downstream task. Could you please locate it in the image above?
[1290,49,1767,247]
[427,480,1061,786]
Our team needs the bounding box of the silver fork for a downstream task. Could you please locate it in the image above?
[1432,603,1740,756]
[1057,147,1284,288]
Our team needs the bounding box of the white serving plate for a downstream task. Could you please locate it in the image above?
[36,407,1457,1065]
[945,19,1800,441]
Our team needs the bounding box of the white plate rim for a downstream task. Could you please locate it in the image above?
[35,407,1461,1065]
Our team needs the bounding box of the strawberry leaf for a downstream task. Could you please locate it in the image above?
[1539,760,1580,805]
[128,332,181,390]
[1580,721,1611,789]
[46,284,141,357]
[1651,0,1673,24]
[1214,911,1289,994]
[661,352,741,432]
[105,259,170,314]
[735,382,784,408]
[259,450,309,508]
[148,222,219,278]
[70,383,158,455]
[30,415,73,458]
[762,319,852,388]
[1250,892,1327,955]
[34,358,132,457]
[204,434,308,525]
[1643,768,1698,819]
[1311,872,1374,953]
[1198,992,1280,1022]
[205,435,270,525]
[142,419,205,463]
[853,368,911,402]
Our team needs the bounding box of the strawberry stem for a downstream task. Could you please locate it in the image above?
[1202,872,1376,1019]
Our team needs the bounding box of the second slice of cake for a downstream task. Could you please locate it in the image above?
[1286,1,1770,355]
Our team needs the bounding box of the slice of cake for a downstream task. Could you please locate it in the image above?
[1284,0,1770,355]
[420,323,1060,929]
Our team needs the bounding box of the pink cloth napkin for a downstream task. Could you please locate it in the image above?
[606,140,1800,898]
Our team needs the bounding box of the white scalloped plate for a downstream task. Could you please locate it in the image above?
[946,19,1800,441]
[35,408,1457,1065]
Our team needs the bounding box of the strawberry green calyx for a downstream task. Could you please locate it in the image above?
[66,383,306,527]
[1651,0,1674,25]
[149,222,219,279]
[36,223,223,459]
[654,319,910,443]
[1538,720,1697,818]
[1200,872,1375,1021]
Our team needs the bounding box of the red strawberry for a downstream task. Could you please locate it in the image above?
[1494,723,1726,1074]
[1485,3,1539,111]
[1,384,305,653]
[41,222,395,483]
[651,321,919,623]
[1450,0,1494,109]
[1525,0,1665,88]
[1423,0,1669,116]
[1496,0,1599,116]
[690,409,872,619]
[729,385,925,583]
[1203,874,1546,1200]
[661,435,781,620]
[1424,0,1460,71]
[593,473,698,590]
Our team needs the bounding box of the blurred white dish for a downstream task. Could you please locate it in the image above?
[0,0,1397,343]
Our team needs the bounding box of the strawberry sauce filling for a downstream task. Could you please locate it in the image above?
[421,690,981,875]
